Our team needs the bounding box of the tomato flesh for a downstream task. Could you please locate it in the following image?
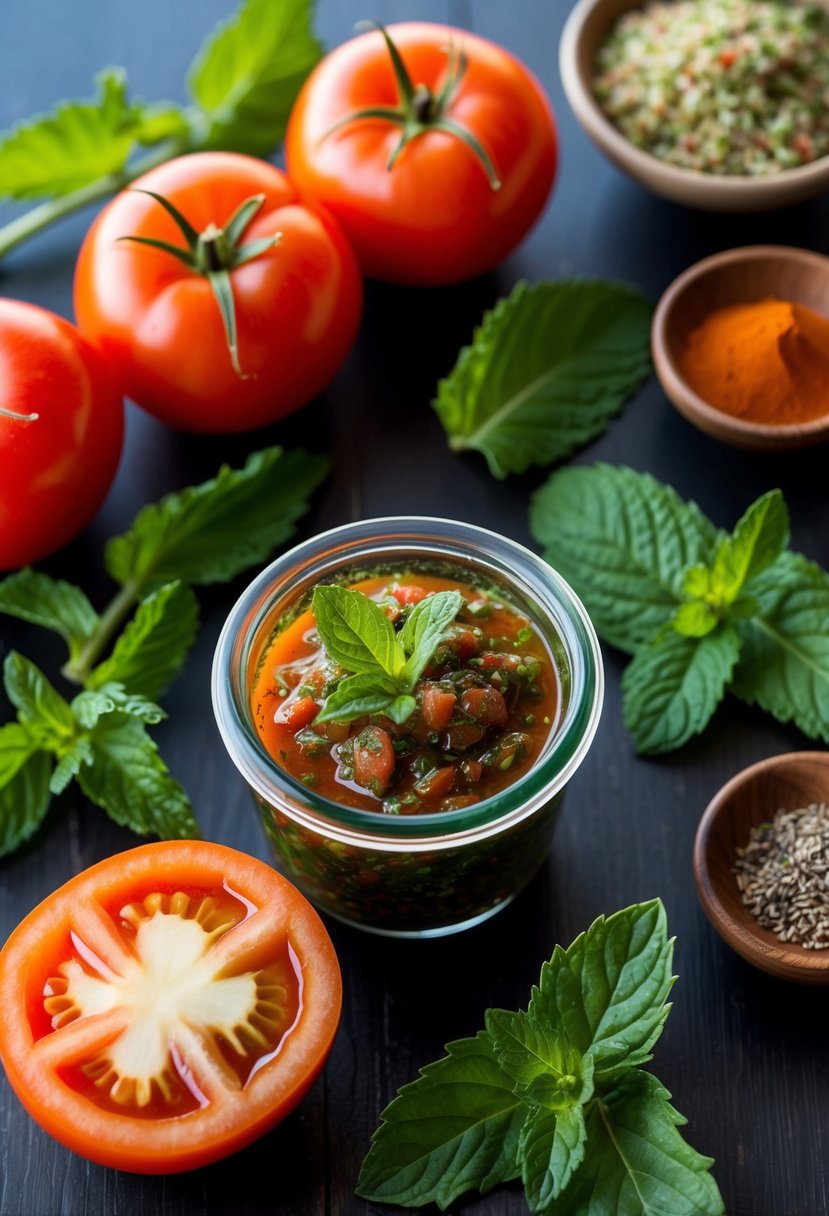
[0,842,341,1173]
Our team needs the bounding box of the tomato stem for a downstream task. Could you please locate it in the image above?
[0,405,39,422]
[0,140,189,263]
[62,580,141,685]
[322,22,502,190]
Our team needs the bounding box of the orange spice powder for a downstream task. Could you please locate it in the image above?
[678,297,829,425]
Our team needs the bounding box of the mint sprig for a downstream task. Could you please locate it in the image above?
[312,586,463,726]
[0,0,321,260]
[531,466,829,753]
[357,900,724,1215]
[0,446,327,857]
[433,280,652,478]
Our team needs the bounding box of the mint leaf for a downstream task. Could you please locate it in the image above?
[486,1010,593,1109]
[356,1031,524,1211]
[622,626,741,755]
[530,465,717,654]
[312,586,403,680]
[434,281,652,478]
[519,1103,587,1210]
[710,488,789,603]
[313,674,404,726]
[400,590,463,688]
[87,580,199,700]
[551,1072,724,1216]
[3,652,74,743]
[529,901,674,1087]
[50,737,94,796]
[71,687,166,730]
[672,598,720,639]
[77,714,198,839]
[0,724,53,856]
[0,69,180,200]
[732,551,829,741]
[105,447,328,590]
[188,0,322,156]
[0,568,99,663]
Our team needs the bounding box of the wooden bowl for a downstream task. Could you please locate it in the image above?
[652,245,829,450]
[560,0,829,212]
[694,752,829,985]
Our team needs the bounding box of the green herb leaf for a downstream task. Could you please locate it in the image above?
[531,465,717,654]
[312,586,404,680]
[672,598,720,639]
[518,1103,587,1210]
[0,69,171,200]
[622,626,741,755]
[399,590,463,688]
[356,1031,524,1211]
[50,737,94,796]
[0,723,53,857]
[731,551,829,741]
[550,1072,724,1216]
[105,447,328,590]
[434,281,652,478]
[71,686,166,730]
[0,568,99,663]
[188,0,323,156]
[77,713,199,839]
[529,901,674,1086]
[486,1010,593,1109]
[709,488,789,604]
[3,652,74,742]
[313,674,403,725]
[87,580,199,700]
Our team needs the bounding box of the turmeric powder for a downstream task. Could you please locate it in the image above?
[678,298,829,425]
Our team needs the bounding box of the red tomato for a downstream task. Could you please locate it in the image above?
[285,22,557,285]
[74,152,362,433]
[0,300,123,570]
[0,841,341,1173]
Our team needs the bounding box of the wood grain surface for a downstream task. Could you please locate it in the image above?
[1,2,829,1214]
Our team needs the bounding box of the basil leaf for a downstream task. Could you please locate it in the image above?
[356,1032,525,1211]
[732,551,829,741]
[188,0,322,155]
[0,724,53,857]
[3,652,74,742]
[519,1103,587,1210]
[314,674,401,725]
[709,488,790,606]
[529,900,674,1087]
[312,586,404,680]
[486,1010,593,1108]
[399,590,463,689]
[531,465,717,655]
[77,714,199,839]
[0,568,99,663]
[622,626,741,755]
[434,281,652,478]
[551,1072,724,1216]
[0,69,179,200]
[105,447,328,590]
[87,581,199,700]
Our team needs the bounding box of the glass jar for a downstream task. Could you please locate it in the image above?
[212,518,603,938]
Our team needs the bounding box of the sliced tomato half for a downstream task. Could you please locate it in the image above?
[0,841,342,1173]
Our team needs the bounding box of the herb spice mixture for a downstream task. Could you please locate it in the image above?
[734,802,829,948]
[594,0,829,176]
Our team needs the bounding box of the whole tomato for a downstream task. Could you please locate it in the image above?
[0,300,123,570]
[74,152,363,433]
[285,22,557,286]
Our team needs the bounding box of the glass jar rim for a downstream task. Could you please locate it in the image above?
[212,516,604,846]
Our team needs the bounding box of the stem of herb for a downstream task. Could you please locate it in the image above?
[61,579,142,685]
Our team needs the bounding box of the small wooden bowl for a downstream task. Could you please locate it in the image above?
[694,752,829,985]
[652,245,829,450]
[560,0,829,212]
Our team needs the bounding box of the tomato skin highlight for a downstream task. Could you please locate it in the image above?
[0,841,342,1174]
[285,23,557,285]
[0,299,123,570]
[74,152,363,433]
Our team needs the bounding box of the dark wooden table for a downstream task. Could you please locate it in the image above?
[2,2,829,1213]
